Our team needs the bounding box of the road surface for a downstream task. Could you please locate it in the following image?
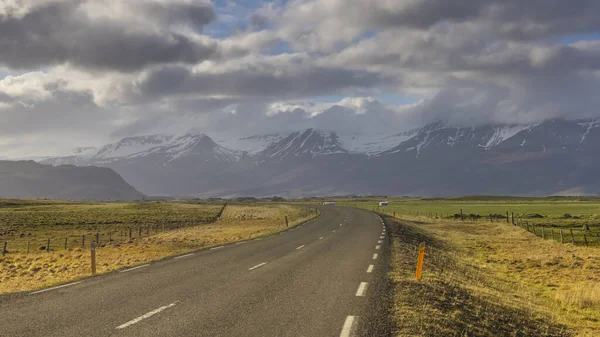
[0,206,391,337]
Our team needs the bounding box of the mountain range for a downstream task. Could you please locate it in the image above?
[0,161,144,201]
[39,118,600,197]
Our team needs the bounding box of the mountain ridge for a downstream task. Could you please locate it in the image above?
[38,118,600,197]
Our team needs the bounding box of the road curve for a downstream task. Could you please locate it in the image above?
[0,206,390,337]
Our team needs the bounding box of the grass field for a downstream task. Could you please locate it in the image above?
[0,201,317,294]
[0,200,225,254]
[369,197,600,337]
[338,197,600,246]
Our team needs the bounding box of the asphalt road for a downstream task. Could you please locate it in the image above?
[0,206,390,337]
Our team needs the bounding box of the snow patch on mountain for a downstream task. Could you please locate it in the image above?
[339,131,416,155]
[484,125,533,149]
[95,135,174,159]
[578,120,600,143]
[217,134,284,155]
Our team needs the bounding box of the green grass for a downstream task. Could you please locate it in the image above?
[336,197,600,246]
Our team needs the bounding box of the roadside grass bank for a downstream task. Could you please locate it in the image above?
[386,215,596,336]
[0,203,316,294]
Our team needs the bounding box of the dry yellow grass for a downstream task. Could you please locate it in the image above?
[0,204,316,294]
[389,215,600,337]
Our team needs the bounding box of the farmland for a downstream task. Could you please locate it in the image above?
[0,200,317,294]
[338,197,600,246]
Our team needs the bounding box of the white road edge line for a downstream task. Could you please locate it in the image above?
[340,316,357,337]
[30,281,82,295]
[249,262,268,271]
[373,253,378,260]
[378,240,383,243]
[375,245,381,250]
[356,282,368,296]
[367,265,374,273]
[319,237,324,240]
[296,245,305,250]
[235,241,246,245]
[210,246,224,250]
[120,264,150,273]
[174,253,194,259]
[380,236,384,239]
[116,302,178,330]
[332,230,337,233]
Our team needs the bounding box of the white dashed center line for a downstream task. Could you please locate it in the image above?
[319,236,324,240]
[375,245,381,250]
[116,302,178,330]
[120,264,150,273]
[367,265,374,273]
[340,316,357,337]
[249,262,268,271]
[174,253,194,259]
[373,253,378,260]
[380,236,384,239]
[29,281,82,295]
[296,245,305,250]
[332,230,337,233]
[356,282,368,296]
[378,240,383,243]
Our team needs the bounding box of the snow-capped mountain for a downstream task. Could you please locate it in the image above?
[39,118,600,197]
[93,134,239,163]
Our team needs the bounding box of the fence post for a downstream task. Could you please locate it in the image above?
[560,229,564,244]
[2,241,6,256]
[551,229,555,241]
[460,209,464,221]
[64,237,68,250]
[489,214,493,222]
[541,227,545,239]
[129,227,132,240]
[285,216,289,227]
[82,235,85,248]
[416,242,426,281]
[583,232,589,246]
[91,241,97,275]
[47,239,50,252]
[27,240,30,254]
[506,212,509,223]
[511,212,514,225]
[570,229,575,245]
[139,227,142,238]
[532,224,536,236]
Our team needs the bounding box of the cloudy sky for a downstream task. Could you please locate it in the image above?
[1,0,600,157]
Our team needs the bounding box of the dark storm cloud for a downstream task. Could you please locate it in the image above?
[362,0,600,39]
[136,64,393,99]
[0,1,217,72]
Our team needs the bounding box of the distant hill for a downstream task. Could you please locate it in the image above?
[0,161,144,201]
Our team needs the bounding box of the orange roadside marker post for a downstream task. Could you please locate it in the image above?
[416,242,426,281]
